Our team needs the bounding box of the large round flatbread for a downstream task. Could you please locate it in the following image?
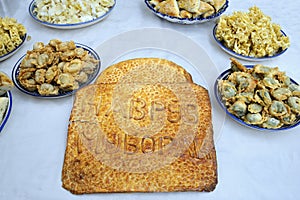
[62,58,217,194]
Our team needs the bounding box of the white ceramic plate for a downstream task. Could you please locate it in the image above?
[0,34,27,62]
[95,27,226,142]
[12,43,101,99]
[213,24,289,61]
[0,91,12,132]
[145,0,228,24]
[28,0,116,29]
[215,65,300,131]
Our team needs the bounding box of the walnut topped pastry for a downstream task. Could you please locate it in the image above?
[148,0,226,19]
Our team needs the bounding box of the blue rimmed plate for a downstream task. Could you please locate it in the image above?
[214,65,300,131]
[0,34,27,62]
[29,0,116,29]
[0,91,12,132]
[213,24,289,61]
[145,0,228,24]
[12,43,101,99]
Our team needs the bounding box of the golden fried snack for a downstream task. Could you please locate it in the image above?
[148,0,226,19]
[62,58,217,194]
[17,39,99,96]
[202,0,226,11]
[157,0,181,18]
[194,1,215,18]
[0,17,26,56]
[0,72,14,96]
[215,6,290,57]
[177,0,201,13]
[218,59,300,129]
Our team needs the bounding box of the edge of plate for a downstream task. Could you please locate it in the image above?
[0,34,27,62]
[0,91,12,133]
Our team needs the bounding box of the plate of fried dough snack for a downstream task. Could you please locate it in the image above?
[215,58,300,131]
[0,17,27,62]
[12,39,100,98]
[213,6,290,61]
[29,0,116,29]
[145,0,228,24]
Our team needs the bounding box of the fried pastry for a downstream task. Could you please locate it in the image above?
[180,10,193,18]
[149,0,162,6]
[157,0,180,17]
[177,0,201,13]
[17,39,99,96]
[202,0,226,12]
[0,72,14,96]
[62,58,217,194]
[194,1,215,18]
[148,0,226,19]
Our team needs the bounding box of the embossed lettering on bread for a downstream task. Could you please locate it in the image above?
[62,58,217,194]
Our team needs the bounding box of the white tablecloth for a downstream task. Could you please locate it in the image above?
[0,0,300,199]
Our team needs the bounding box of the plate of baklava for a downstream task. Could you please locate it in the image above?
[145,0,228,24]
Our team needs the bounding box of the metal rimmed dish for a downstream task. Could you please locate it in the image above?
[145,0,228,24]
[12,43,101,99]
[28,0,116,29]
[215,65,300,131]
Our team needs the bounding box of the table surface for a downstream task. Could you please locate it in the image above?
[0,0,300,199]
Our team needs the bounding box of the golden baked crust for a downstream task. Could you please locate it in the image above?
[62,58,217,194]
[95,58,193,84]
